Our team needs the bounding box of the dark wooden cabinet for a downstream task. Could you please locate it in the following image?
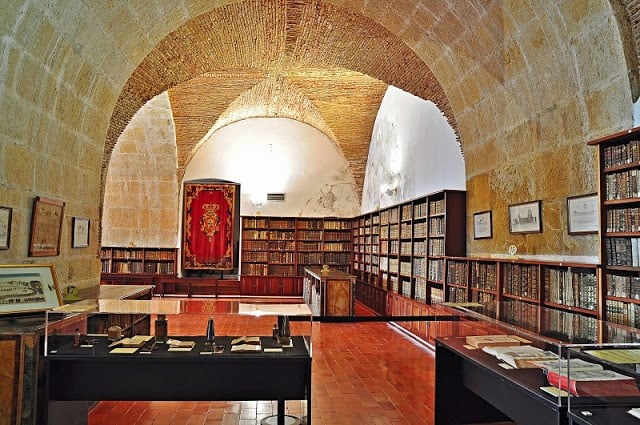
[154,276,241,297]
[239,276,302,297]
[303,267,356,316]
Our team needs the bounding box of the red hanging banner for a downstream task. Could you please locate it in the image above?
[182,182,237,270]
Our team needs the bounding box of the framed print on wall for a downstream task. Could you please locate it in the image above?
[0,206,11,249]
[29,196,65,257]
[509,200,542,234]
[72,217,90,248]
[0,264,62,315]
[567,193,599,235]
[473,211,492,239]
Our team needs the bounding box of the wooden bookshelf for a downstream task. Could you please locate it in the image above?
[441,257,600,341]
[352,190,466,310]
[240,216,352,296]
[589,126,640,331]
[100,247,178,282]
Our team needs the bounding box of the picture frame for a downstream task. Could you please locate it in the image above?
[473,211,492,239]
[29,196,65,257]
[509,200,542,234]
[72,217,90,248]
[0,264,62,315]
[0,206,11,249]
[567,193,599,235]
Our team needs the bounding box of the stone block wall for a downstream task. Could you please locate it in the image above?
[102,93,179,248]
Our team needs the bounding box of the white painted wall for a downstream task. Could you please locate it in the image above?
[183,118,361,217]
[361,86,465,212]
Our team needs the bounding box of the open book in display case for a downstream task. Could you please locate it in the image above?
[432,302,640,425]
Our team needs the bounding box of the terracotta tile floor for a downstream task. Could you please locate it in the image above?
[88,300,436,425]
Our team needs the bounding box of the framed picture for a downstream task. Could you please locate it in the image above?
[29,196,65,257]
[0,206,11,249]
[72,217,90,248]
[509,200,542,234]
[0,264,62,315]
[567,193,599,235]
[473,211,492,239]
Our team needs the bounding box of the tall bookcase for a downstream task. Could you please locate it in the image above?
[589,126,640,331]
[240,216,352,277]
[352,190,466,301]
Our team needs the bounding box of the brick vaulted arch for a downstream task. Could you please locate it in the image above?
[105,0,456,193]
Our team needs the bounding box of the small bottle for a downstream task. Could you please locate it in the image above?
[205,317,215,346]
[155,314,168,342]
[74,328,81,347]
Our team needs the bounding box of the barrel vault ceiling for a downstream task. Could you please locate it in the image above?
[104,0,640,195]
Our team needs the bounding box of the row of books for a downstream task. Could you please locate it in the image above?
[401,279,412,297]
[428,259,445,281]
[605,237,640,267]
[297,252,323,263]
[413,258,426,277]
[502,264,540,299]
[606,207,640,232]
[429,217,445,235]
[268,240,295,250]
[429,238,445,256]
[323,253,350,264]
[324,242,350,252]
[446,261,468,286]
[605,169,640,200]
[429,199,446,215]
[298,230,322,240]
[323,231,351,241]
[322,221,351,230]
[142,250,176,260]
[110,262,144,273]
[606,299,640,327]
[269,252,295,263]
[241,252,268,262]
[602,139,640,168]
[241,263,268,275]
[379,208,400,225]
[111,249,144,259]
[606,273,640,299]
[542,268,597,311]
[413,279,427,301]
[471,262,498,291]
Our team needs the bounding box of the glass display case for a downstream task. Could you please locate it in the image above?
[566,343,640,424]
[431,301,640,425]
[44,299,312,425]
